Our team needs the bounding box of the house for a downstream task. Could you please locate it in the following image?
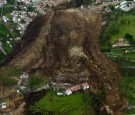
[18,0,30,4]
[65,89,72,95]
[115,1,135,12]
[2,16,8,23]
[4,0,7,4]
[82,83,89,90]
[118,38,129,47]
[112,38,130,47]
[70,85,80,92]
[118,38,124,46]
[65,85,80,96]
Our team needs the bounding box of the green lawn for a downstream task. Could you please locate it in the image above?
[121,76,135,115]
[122,77,135,105]
[110,48,135,60]
[111,15,135,43]
[101,11,135,50]
[30,91,95,115]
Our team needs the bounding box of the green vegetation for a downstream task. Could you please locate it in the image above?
[101,9,135,114]
[5,22,20,38]
[121,76,135,105]
[70,0,94,7]
[29,91,96,115]
[111,15,135,43]
[7,0,15,5]
[27,6,36,12]
[109,47,135,60]
[29,75,49,89]
[121,76,135,115]
[0,23,14,61]
[125,109,135,115]
[101,10,135,51]
[0,67,24,87]
[0,23,8,37]
[5,13,13,19]
[0,52,5,62]
[0,7,15,16]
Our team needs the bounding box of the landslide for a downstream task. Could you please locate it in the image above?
[7,8,127,114]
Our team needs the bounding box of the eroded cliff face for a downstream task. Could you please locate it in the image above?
[8,8,127,114]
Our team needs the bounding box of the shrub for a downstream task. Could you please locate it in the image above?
[124,33,134,44]
[0,67,23,87]
[28,76,45,89]
[82,92,104,113]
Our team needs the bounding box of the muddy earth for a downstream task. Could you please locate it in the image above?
[2,7,128,115]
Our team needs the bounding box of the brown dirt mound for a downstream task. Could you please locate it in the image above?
[7,8,127,114]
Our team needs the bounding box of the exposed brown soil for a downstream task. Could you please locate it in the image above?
[4,8,128,114]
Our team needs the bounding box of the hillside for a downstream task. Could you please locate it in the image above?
[1,7,128,114]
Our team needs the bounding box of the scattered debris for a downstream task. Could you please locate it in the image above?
[105,105,113,115]
[18,72,29,91]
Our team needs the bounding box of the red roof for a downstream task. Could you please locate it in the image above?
[118,38,124,42]
[70,86,79,92]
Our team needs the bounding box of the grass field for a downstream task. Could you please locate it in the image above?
[101,11,135,51]
[111,15,135,43]
[121,76,135,114]
[30,91,95,115]
[122,77,135,105]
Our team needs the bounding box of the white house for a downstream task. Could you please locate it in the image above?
[4,0,7,4]
[65,89,72,95]
[0,102,7,109]
[2,16,8,23]
[115,1,135,11]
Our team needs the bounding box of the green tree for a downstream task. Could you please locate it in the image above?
[124,33,134,44]
[70,0,93,7]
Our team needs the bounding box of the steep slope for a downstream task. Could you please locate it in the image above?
[7,8,127,114]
